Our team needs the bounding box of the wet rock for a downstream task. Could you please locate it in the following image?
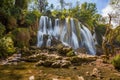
[72,67,78,70]
[57,44,73,56]
[43,60,54,67]
[91,68,101,79]
[8,54,21,62]
[21,53,48,62]
[70,56,85,66]
[51,60,61,68]
[86,71,90,76]
[29,75,35,80]
[35,60,44,66]
[29,46,40,50]
[52,78,59,80]
[77,76,84,80]
[54,56,63,60]
[61,60,71,68]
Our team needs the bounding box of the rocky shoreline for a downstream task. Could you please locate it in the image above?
[0,46,120,80]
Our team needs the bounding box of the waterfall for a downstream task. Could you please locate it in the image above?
[80,26,96,55]
[37,16,96,55]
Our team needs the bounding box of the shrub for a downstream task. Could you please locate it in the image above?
[66,50,75,57]
[25,10,41,26]
[0,23,6,38]
[0,36,15,58]
[7,16,17,31]
[95,24,106,45]
[12,28,30,48]
[114,35,120,46]
[112,54,120,70]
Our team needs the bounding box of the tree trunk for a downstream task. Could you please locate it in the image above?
[102,14,112,58]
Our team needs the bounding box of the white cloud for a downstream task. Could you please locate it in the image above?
[101,5,114,17]
[101,5,119,28]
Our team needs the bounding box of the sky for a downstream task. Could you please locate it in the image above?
[48,0,110,14]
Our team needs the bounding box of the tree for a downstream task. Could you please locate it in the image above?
[15,0,28,10]
[110,0,120,27]
[38,0,48,12]
[101,0,120,58]
[70,2,97,31]
[59,0,65,10]
[50,4,54,10]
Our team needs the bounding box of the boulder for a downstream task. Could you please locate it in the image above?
[43,60,54,67]
[77,76,84,80]
[51,60,61,68]
[61,60,71,68]
[91,68,101,79]
[35,60,44,66]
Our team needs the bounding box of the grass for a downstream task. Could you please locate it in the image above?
[0,62,120,80]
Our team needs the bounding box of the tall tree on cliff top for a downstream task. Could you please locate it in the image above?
[110,0,120,27]
[38,0,48,12]
[59,0,65,10]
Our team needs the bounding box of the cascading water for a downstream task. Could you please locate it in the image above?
[37,16,96,55]
[80,26,96,55]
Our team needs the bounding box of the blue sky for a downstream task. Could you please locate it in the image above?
[48,0,110,14]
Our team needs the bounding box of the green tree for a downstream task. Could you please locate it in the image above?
[15,0,29,10]
[70,2,98,31]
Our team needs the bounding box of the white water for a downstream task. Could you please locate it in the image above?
[37,16,96,55]
[80,26,96,55]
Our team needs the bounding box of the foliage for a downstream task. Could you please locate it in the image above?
[0,23,6,38]
[112,54,120,70]
[10,7,21,19]
[113,26,120,46]
[102,25,120,57]
[95,24,106,45]
[69,2,98,31]
[16,9,41,27]
[66,50,75,57]
[25,10,41,26]
[0,0,16,17]
[51,9,68,19]
[15,0,28,10]
[115,35,120,46]
[12,28,30,48]
[7,16,17,31]
[0,36,15,58]
[110,0,120,27]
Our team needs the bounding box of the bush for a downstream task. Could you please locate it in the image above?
[7,16,17,31]
[114,35,120,46]
[25,10,41,26]
[0,36,15,58]
[0,23,6,38]
[66,50,75,57]
[112,55,120,70]
[12,28,30,48]
[95,24,106,45]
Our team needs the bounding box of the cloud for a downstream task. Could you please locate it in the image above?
[101,4,119,28]
[101,5,114,17]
